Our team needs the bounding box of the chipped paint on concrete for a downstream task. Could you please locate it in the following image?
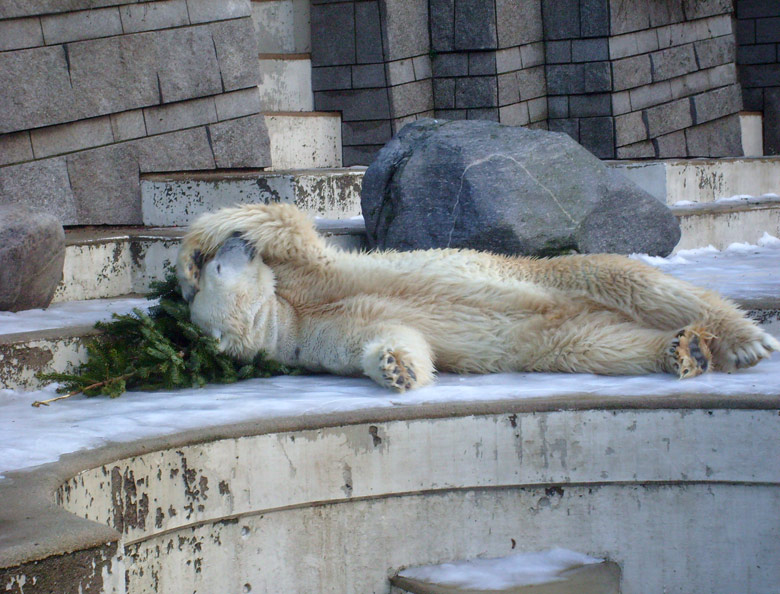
[0,332,91,390]
[50,409,780,592]
[674,205,780,251]
[264,113,342,170]
[141,169,362,227]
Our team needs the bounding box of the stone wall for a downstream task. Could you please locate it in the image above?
[314,0,746,165]
[0,0,270,226]
[736,0,780,154]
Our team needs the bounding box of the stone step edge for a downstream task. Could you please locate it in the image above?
[265,111,341,118]
[669,194,780,216]
[140,166,366,183]
[258,53,310,60]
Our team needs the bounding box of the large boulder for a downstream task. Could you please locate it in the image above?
[361,119,681,256]
[0,205,65,311]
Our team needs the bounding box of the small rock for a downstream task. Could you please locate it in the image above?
[361,119,680,257]
[0,205,65,311]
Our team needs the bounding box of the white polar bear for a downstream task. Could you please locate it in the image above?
[177,203,779,391]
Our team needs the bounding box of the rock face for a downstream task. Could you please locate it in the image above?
[0,205,65,312]
[361,119,681,256]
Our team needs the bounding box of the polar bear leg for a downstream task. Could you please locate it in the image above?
[360,325,435,392]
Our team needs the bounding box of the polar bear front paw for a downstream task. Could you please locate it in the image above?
[666,326,714,379]
[378,350,419,392]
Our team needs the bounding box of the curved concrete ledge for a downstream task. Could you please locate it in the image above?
[1,392,779,593]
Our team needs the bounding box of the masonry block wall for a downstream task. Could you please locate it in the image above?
[0,0,270,226]
[736,0,780,154]
[311,0,434,166]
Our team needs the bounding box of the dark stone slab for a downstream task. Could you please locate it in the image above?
[361,119,680,257]
[430,0,455,52]
[311,3,355,66]
[355,1,384,63]
[0,204,65,311]
[455,76,498,108]
[454,0,497,50]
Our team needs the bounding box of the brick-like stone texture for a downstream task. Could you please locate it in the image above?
[0,16,43,51]
[685,113,744,156]
[0,131,33,166]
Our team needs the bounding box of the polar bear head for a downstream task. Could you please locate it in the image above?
[189,235,276,361]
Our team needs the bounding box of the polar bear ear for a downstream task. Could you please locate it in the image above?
[213,235,256,272]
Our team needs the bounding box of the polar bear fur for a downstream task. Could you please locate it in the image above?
[177,203,779,391]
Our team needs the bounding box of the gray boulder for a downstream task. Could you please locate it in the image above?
[0,205,65,311]
[361,119,680,256]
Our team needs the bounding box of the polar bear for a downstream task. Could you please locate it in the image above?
[177,203,779,391]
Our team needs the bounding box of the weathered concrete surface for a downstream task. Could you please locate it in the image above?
[1,401,777,593]
[264,112,342,169]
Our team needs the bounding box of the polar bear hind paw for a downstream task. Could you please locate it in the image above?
[666,326,714,379]
[378,350,419,392]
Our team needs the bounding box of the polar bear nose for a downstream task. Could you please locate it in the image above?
[181,282,198,304]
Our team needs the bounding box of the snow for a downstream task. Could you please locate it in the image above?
[671,193,780,207]
[397,548,603,589]
[1,237,779,476]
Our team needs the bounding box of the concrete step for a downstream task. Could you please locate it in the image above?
[257,54,314,112]
[141,168,364,227]
[251,0,310,54]
[265,112,343,168]
[391,550,620,594]
[740,111,763,157]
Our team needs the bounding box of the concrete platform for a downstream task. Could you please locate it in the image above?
[265,111,343,169]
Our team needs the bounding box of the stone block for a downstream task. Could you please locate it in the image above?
[610,0,650,35]
[584,61,612,92]
[0,131,33,166]
[0,204,64,311]
[656,20,700,49]
[546,64,584,95]
[517,66,546,100]
[706,62,738,87]
[615,110,647,145]
[210,18,262,92]
[737,43,777,64]
[208,114,271,168]
[612,90,631,115]
[685,113,744,156]
[469,52,497,75]
[315,88,391,121]
[66,143,142,224]
[739,0,780,18]
[629,80,672,110]
[498,72,520,106]
[252,0,310,54]
[456,76,497,108]
[467,107,500,121]
[682,0,732,20]
[434,108,468,120]
[186,0,251,24]
[520,41,545,67]
[542,0,580,40]
[497,0,543,47]
[342,120,392,145]
[572,38,609,62]
[648,0,684,27]
[706,13,733,37]
[581,0,609,37]
[453,0,497,50]
[355,1,384,64]
[650,44,698,82]
[645,96,693,137]
[382,0,429,60]
[616,139,655,157]
[214,88,263,121]
[764,88,780,155]
[143,96,218,136]
[391,80,434,118]
[579,116,614,158]
[608,28,658,59]
[110,109,147,142]
[387,59,415,86]
[546,40,572,64]
[312,66,352,91]
[736,19,755,44]
[353,64,386,88]
[496,46,522,73]
[135,126,216,172]
[430,0,454,52]
[119,0,190,33]
[342,143,382,166]
[31,115,114,159]
[669,69,710,99]
[0,157,78,223]
[548,117,578,138]
[742,87,764,111]
[548,95,568,118]
[432,53,468,77]
[41,7,122,44]
[527,96,547,122]
[756,17,780,43]
[569,93,611,117]
[498,102,530,125]
[434,78,456,108]
[311,3,355,66]
[738,63,780,87]
[0,16,43,51]
[695,35,736,69]
[692,83,743,125]
[612,54,652,91]
[654,129,687,157]
[413,55,432,80]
